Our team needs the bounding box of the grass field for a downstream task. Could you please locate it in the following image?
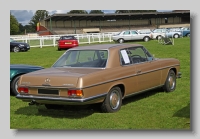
[10,37,190,129]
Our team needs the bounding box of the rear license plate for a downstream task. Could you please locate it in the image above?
[38,89,59,95]
[65,42,72,44]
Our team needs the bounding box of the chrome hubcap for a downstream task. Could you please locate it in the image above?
[119,39,123,43]
[15,80,19,94]
[168,74,175,90]
[109,90,120,110]
[174,35,178,38]
[14,47,19,52]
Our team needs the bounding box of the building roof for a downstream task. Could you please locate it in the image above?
[44,11,190,22]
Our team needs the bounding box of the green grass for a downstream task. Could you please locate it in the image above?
[10,37,190,129]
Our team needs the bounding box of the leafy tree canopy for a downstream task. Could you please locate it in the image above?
[10,14,19,35]
[29,10,49,31]
[89,10,104,14]
[67,10,88,14]
[115,10,157,13]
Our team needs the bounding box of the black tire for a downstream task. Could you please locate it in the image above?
[11,76,20,96]
[101,86,122,113]
[163,70,176,92]
[45,104,64,110]
[143,36,150,42]
[58,47,61,51]
[118,38,124,43]
[186,33,190,37]
[173,34,179,38]
[13,46,20,52]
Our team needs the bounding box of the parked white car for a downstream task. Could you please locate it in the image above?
[150,28,182,40]
[112,30,151,43]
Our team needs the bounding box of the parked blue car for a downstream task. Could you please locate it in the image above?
[181,27,190,37]
[10,64,44,96]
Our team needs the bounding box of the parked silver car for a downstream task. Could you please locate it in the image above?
[112,30,151,43]
[150,28,182,39]
[165,29,182,38]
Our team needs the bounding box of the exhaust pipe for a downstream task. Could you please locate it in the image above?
[29,100,37,105]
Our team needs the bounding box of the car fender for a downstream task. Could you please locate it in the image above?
[106,82,126,98]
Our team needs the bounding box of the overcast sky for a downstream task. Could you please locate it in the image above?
[10,10,172,25]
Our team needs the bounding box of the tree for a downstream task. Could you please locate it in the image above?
[10,14,19,35]
[24,25,35,33]
[67,10,88,14]
[115,10,157,13]
[89,10,104,14]
[18,23,25,34]
[29,10,49,32]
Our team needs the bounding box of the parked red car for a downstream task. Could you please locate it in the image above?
[57,36,79,50]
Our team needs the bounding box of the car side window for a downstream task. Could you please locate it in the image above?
[120,47,151,66]
[131,31,138,35]
[123,31,130,35]
[154,29,162,33]
[128,47,148,64]
[162,29,167,33]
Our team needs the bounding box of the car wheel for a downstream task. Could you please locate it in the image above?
[45,104,64,109]
[143,36,150,42]
[173,34,179,38]
[157,35,162,40]
[58,47,61,51]
[186,33,190,37]
[163,70,176,92]
[13,46,20,52]
[101,86,122,113]
[11,76,20,96]
[118,38,124,43]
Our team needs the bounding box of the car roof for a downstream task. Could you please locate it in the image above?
[69,44,143,50]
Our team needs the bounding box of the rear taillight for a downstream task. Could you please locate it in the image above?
[18,87,29,93]
[68,90,83,97]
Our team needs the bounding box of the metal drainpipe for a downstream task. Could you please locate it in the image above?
[74,20,76,34]
[129,15,130,30]
[50,17,52,32]
[99,19,101,32]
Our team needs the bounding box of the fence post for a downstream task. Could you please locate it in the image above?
[53,36,55,47]
[88,35,90,44]
[77,35,80,44]
[42,36,44,46]
[99,34,101,43]
[40,37,42,48]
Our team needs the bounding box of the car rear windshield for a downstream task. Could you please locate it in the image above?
[60,36,76,40]
[52,50,108,68]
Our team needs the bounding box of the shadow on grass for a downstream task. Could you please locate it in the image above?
[14,104,100,119]
[14,88,163,118]
[173,103,190,118]
[122,88,163,105]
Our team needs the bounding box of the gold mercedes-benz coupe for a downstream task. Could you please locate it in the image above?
[16,44,181,113]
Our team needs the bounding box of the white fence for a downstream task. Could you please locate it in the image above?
[10,32,120,48]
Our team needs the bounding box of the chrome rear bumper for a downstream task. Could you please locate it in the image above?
[177,72,182,78]
[16,93,107,105]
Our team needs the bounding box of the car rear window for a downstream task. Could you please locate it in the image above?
[61,36,76,40]
[52,50,108,68]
